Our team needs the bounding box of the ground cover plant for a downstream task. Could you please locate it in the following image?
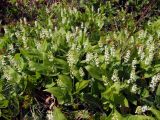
[0,0,160,119]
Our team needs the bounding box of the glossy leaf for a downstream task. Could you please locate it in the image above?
[76,80,90,93]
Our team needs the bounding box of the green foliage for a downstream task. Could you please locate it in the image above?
[52,107,67,120]
[0,0,160,119]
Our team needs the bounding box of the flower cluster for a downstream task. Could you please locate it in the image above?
[111,69,119,82]
[40,29,51,39]
[67,50,79,67]
[94,53,99,67]
[128,59,137,84]
[110,45,116,57]
[131,84,138,93]
[138,46,145,61]
[145,43,154,65]
[149,73,160,92]
[104,46,110,64]
[135,105,149,114]
[8,44,15,54]
[22,35,28,49]
[86,52,94,63]
[124,50,131,63]
[2,68,12,81]
[79,67,85,77]
[1,56,7,66]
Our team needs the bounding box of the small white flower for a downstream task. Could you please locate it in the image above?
[132,58,137,68]
[146,35,153,46]
[111,69,119,82]
[104,46,110,64]
[91,6,94,12]
[22,36,28,48]
[34,21,38,27]
[128,68,136,84]
[66,33,71,43]
[138,46,143,55]
[102,76,109,86]
[23,17,27,25]
[48,56,54,62]
[83,40,89,48]
[81,22,84,29]
[141,52,145,61]
[111,114,118,120]
[7,55,14,64]
[138,30,147,39]
[145,43,154,65]
[62,17,67,24]
[46,8,50,13]
[149,73,160,92]
[54,26,57,31]
[40,29,50,39]
[46,111,54,120]
[3,71,12,81]
[110,45,116,57]
[76,45,81,51]
[124,29,129,37]
[35,41,41,50]
[141,105,149,113]
[79,67,85,77]
[135,105,149,114]
[138,46,145,61]
[124,50,130,63]
[131,84,137,93]
[9,44,15,53]
[97,8,100,14]
[2,58,6,66]
[75,26,79,32]
[94,53,99,67]
[15,31,20,37]
[98,40,103,48]
[67,50,78,67]
[4,27,9,34]
[86,52,93,62]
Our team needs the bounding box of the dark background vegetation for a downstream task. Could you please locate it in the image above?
[0,0,160,119]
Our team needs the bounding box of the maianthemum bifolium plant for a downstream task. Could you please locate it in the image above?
[0,1,160,120]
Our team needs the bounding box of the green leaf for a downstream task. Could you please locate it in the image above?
[107,109,123,120]
[102,83,122,98]
[54,58,68,70]
[150,108,160,120]
[7,67,21,83]
[1,97,19,118]
[75,80,90,93]
[29,61,49,72]
[0,81,2,92]
[53,107,67,120]
[41,40,48,52]
[154,64,160,73]
[83,94,104,113]
[0,100,9,108]
[45,82,56,89]
[58,75,72,92]
[102,83,128,107]
[156,84,160,96]
[14,53,25,70]
[0,109,1,117]
[142,89,149,98]
[45,87,67,104]
[85,65,102,80]
[124,115,155,120]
